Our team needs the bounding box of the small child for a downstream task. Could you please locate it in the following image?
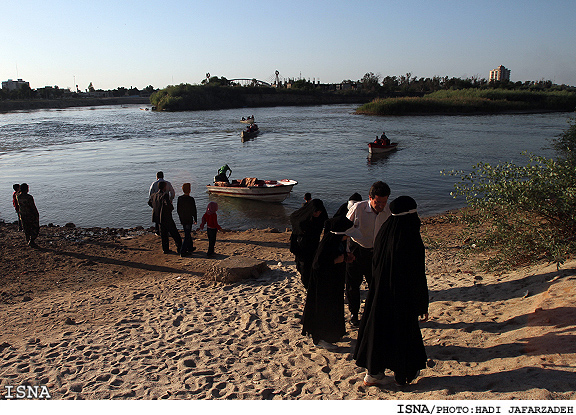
[177,183,197,257]
[199,201,222,257]
[12,184,22,231]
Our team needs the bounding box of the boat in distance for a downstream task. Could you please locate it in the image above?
[207,179,298,202]
[241,129,259,141]
[368,142,398,154]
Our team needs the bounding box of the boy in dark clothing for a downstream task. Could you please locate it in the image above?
[177,183,197,257]
[151,181,182,254]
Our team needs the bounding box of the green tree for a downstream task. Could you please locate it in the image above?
[201,76,230,86]
[291,79,315,90]
[553,117,576,164]
[360,72,381,91]
[88,82,95,92]
[445,152,576,270]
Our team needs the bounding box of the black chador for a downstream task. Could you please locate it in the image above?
[301,215,353,345]
[354,196,429,385]
[289,199,328,289]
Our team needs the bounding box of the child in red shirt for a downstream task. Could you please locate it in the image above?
[199,201,222,256]
[13,184,22,231]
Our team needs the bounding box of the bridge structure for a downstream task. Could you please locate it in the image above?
[206,70,282,87]
[228,78,272,87]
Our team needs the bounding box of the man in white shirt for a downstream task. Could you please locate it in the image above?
[149,171,176,235]
[345,181,391,326]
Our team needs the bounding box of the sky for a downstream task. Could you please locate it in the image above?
[2,0,576,91]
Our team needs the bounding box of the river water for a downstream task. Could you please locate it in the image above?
[0,104,572,230]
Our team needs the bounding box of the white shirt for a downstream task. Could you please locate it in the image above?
[346,200,391,249]
[149,179,175,201]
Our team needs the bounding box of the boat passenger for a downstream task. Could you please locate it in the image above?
[381,132,390,146]
[214,164,232,184]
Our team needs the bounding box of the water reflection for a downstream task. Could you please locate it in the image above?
[207,194,290,229]
[367,151,396,166]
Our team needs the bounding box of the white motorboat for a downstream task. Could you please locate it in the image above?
[207,179,298,202]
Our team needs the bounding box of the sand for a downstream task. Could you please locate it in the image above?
[0,214,575,400]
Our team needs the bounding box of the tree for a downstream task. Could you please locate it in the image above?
[360,72,381,91]
[445,151,576,270]
[291,79,315,90]
[112,87,128,97]
[553,117,576,164]
[201,76,230,86]
[87,82,95,92]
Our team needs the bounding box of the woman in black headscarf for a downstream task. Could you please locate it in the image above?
[289,199,328,289]
[354,196,429,386]
[301,215,354,349]
[333,192,362,219]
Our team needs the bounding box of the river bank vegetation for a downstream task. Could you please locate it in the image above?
[149,81,370,111]
[445,117,576,271]
[356,89,576,115]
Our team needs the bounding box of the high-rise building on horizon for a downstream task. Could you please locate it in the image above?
[489,65,511,82]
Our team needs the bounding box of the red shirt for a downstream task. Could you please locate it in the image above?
[13,191,19,212]
[201,212,221,230]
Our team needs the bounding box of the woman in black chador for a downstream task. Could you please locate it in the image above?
[301,215,355,349]
[289,199,328,289]
[354,196,429,386]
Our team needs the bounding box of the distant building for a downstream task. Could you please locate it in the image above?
[2,78,30,91]
[489,65,511,82]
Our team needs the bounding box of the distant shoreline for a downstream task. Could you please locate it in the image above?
[0,96,150,112]
[0,93,370,113]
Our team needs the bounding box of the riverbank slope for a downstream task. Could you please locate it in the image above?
[1,215,574,400]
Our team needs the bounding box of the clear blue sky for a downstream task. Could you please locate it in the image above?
[3,0,576,91]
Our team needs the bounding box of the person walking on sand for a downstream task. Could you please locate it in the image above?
[177,183,197,257]
[199,201,222,257]
[12,183,22,231]
[289,199,328,290]
[16,183,40,247]
[151,181,182,254]
[301,215,355,350]
[345,181,391,326]
[149,171,175,235]
[354,196,429,387]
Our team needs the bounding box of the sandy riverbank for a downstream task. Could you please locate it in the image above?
[0,215,575,400]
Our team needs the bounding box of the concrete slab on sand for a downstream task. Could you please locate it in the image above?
[205,256,269,283]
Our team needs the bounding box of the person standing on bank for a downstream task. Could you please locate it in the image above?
[16,183,40,247]
[177,183,197,257]
[301,214,355,350]
[199,201,222,257]
[12,183,22,231]
[345,181,391,326]
[289,199,329,289]
[354,196,429,387]
[149,171,175,235]
[151,181,182,254]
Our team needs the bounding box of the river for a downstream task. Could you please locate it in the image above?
[0,104,572,230]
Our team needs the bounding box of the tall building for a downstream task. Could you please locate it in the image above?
[489,65,511,82]
[2,78,30,91]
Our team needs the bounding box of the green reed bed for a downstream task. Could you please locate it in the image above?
[357,89,576,115]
